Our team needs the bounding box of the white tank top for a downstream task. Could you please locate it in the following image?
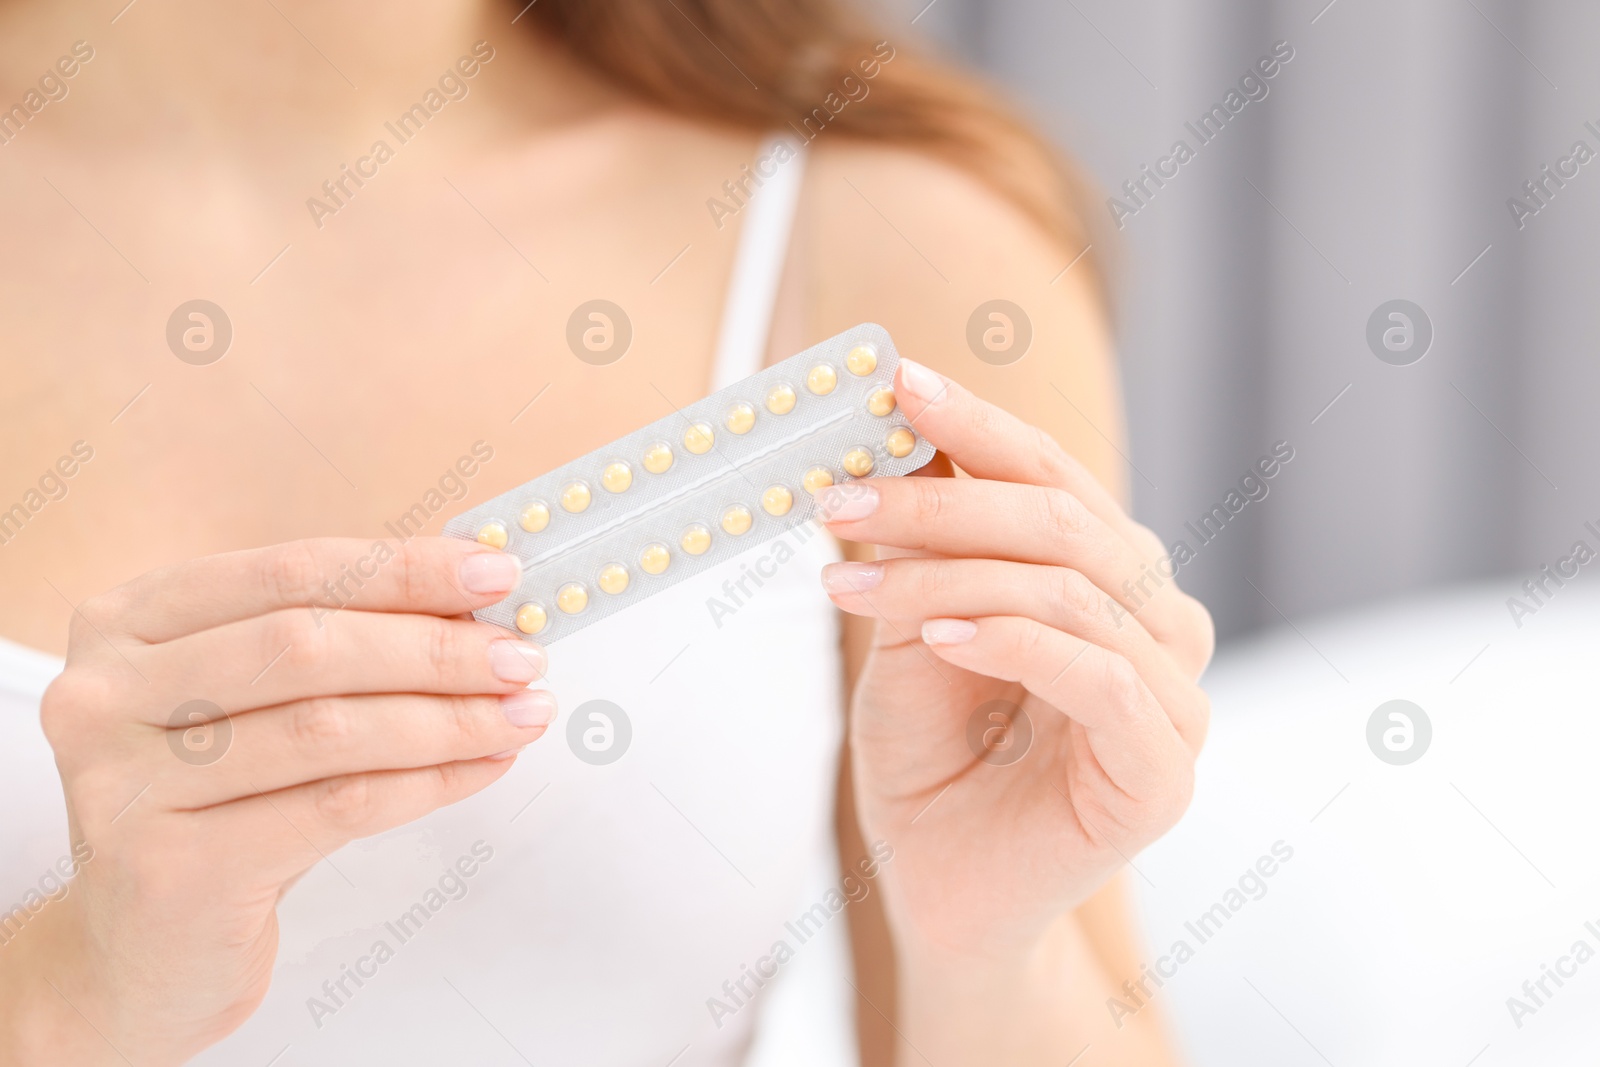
[0,136,858,1067]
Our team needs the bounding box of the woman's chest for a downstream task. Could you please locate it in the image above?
[0,145,750,645]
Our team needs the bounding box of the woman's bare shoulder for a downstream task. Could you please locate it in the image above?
[803,139,1126,498]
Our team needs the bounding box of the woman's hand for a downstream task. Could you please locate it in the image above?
[3,538,553,1067]
[820,358,1213,968]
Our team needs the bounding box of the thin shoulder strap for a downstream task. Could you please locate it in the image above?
[709,135,807,391]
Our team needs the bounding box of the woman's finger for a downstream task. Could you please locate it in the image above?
[920,615,1193,814]
[893,358,1166,561]
[152,690,557,807]
[822,557,1208,751]
[120,610,546,725]
[819,476,1208,671]
[84,537,521,645]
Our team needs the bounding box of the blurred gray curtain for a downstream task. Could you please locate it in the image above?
[904,0,1599,639]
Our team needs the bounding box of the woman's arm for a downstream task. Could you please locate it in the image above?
[814,144,1206,1066]
[0,538,554,1066]
[840,622,1179,1066]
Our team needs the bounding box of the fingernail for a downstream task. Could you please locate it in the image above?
[489,640,545,684]
[821,562,884,595]
[898,358,945,406]
[922,618,977,645]
[501,689,557,728]
[817,484,880,522]
[461,551,522,595]
[488,746,525,761]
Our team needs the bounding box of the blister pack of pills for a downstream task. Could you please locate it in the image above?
[444,323,935,643]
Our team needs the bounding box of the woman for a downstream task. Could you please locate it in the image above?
[0,0,1213,1063]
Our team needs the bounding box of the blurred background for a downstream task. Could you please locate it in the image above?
[902,0,1597,640]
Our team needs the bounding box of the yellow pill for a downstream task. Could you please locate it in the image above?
[807,364,838,395]
[721,504,753,536]
[762,485,793,516]
[846,344,878,376]
[514,602,548,635]
[476,522,509,549]
[886,427,917,458]
[842,448,875,478]
[556,583,588,614]
[681,524,712,555]
[640,543,671,575]
[598,564,630,595]
[600,462,632,494]
[643,442,674,474]
[867,387,897,417]
[802,467,835,494]
[560,481,591,513]
[766,383,797,415]
[518,501,550,533]
[725,402,756,435]
[683,422,715,455]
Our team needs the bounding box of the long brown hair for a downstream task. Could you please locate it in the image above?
[521,0,1104,295]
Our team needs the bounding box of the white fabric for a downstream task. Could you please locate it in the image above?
[1133,581,1600,1065]
[0,639,79,948]
[0,133,856,1067]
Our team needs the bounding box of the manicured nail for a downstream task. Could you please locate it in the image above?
[821,562,884,595]
[489,640,544,683]
[897,358,946,406]
[501,689,557,728]
[922,618,978,645]
[817,484,880,522]
[460,551,521,595]
[488,746,525,761]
